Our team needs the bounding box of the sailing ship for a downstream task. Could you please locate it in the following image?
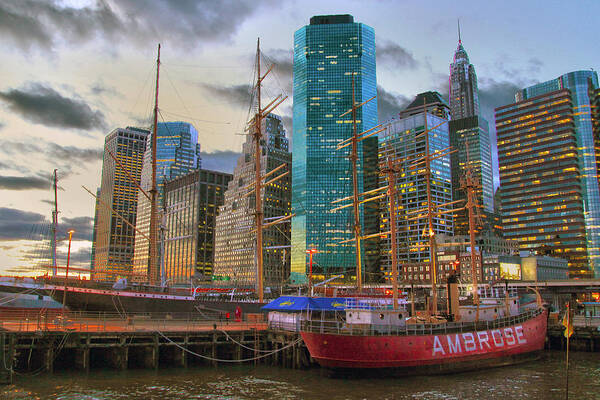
[46,41,289,315]
[298,91,548,374]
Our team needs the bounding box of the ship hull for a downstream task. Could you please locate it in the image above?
[301,309,548,372]
[48,286,266,315]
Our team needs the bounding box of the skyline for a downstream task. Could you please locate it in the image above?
[2,0,600,274]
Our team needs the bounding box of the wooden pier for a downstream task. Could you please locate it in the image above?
[0,312,313,384]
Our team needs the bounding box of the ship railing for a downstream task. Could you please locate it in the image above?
[301,308,544,336]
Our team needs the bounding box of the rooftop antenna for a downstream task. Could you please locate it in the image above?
[458,18,462,44]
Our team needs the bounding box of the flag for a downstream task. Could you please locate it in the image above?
[562,306,573,338]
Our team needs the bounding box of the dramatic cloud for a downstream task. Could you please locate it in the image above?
[377,86,410,121]
[264,49,293,94]
[377,40,419,70]
[0,207,93,249]
[60,216,94,242]
[0,207,46,241]
[199,83,252,108]
[0,140,102,181]
[0,0,266,54]
[0,83,106,130]
[200,150,241,174]
[478,78,522,117]
[0,175,50,191]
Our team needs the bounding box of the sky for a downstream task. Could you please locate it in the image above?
[1,0,600,276]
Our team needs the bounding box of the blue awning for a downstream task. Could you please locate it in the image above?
[262,296,353,311]
[262,296,313,311]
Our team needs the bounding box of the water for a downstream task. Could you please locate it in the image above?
[2,351,599,400]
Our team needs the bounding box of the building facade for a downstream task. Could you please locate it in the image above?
[513,71,600,277]
[213,114,291,288]
[291,14,379,283]
[163,169,232,285]
[132,122,201,283]
[496,88,589,277]
[379,108,453,282]
[92,127,149,281]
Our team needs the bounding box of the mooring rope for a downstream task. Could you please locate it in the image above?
[156,330,303,363]
[218,329,274,353]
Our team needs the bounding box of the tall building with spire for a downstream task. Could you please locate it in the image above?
[291,14,379,284]
[448,25,495,235]
[449,24,480,120]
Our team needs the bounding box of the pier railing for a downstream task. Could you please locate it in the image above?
[0,310,267,333]
[301,308,544,337]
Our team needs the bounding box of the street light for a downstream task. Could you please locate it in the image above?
[306,248,318,291]
[62,229,75,312]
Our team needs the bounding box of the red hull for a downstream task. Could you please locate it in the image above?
[301,309,548,370]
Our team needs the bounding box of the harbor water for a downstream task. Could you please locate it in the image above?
[1,351,598,399]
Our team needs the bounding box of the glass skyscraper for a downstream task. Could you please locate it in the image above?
[514,71,600,277]
[379,109,453,282]
[132,121,202,283]
[92,127,149,281]
[163,169,232,284]
[291,14,378,283]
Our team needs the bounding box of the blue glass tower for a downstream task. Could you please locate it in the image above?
[514,71,600,277]
[291,15,378,283]
[132,121,202,282]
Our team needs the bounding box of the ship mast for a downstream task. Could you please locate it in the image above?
[334,75,384,292]
[423,108,439,315]
[149,44,161,285]
[462,141,481,319]
[255,38,264,302]
[350,77,363,290]
[51,169,58,276]
[247,38,288,302]
[381,158,400,309]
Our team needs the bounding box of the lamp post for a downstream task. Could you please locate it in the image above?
[62,229,75,312]
[306,248,318,293]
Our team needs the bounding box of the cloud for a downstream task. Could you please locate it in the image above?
[0,207,93,244]
[478,78,522,115]
[0,0,266,54]
[377,40,419,70]
[264,49,293,94]
[0,83,106,130]
[0,139,102,180]
[90,81,119,97]
[0,175,50,191]
[199,83,252,108]
[200,150,241,174]
[60,216,94,242]
[0,207,46,241]
[377,86,410,122]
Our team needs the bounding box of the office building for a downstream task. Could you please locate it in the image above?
[213,114,291,288]
[92,127,149,281]
[163,169,232,284]
[379,101,453,283]
[496,84,590,277]
[291,14,379,283]
[132,122,202,283]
